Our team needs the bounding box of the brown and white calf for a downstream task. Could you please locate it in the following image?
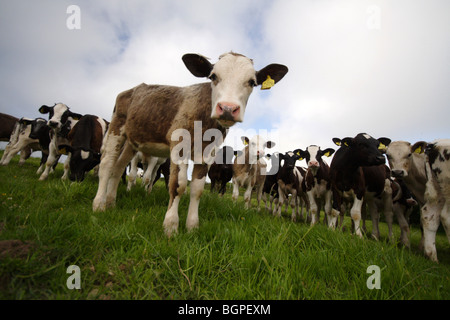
[276,151,308,221]
[297,145,335,225]
[386,139,450,262]
[38,103,82,181]
[329,133,392,238]
[232,135,275,209]
[92,52,288,237]
[58,115,109,182]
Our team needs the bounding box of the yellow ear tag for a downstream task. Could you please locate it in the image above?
[324,152,330,157]
[378,143,386,150]
[414,146,422,154]
[261,75,275,90]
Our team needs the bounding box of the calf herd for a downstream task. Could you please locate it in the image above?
[1,51,449,263]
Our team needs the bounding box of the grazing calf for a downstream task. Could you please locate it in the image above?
[38,103,82,181]
[262,152,282,213]
[208,146,235,196]
[232,135,275,209]
[298,145,335,225]
[276,151,308,221]
[329,133,391,238]
[92,52,288,237]
[0,113,19,141]
[58,115,109,182]
[386,139,450,262]
[0,118,48,170]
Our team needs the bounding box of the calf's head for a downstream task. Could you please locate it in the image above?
[242,135,275,164]
[39,103,82,130]
[280,151,302,169]
[58,145,101,182]
[386,140,428,178]
[298,145,335,174]
[332,133,391,167]
[20,118,48,140]
[182,52,288,128]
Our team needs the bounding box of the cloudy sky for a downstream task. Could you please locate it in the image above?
[1,0,449,160]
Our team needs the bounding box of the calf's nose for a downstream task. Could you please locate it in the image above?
[309,160,319,168]
[48,121,59,128]
[392,170,404,178]
[216,102,240,121]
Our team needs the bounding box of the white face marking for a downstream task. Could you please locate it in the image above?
[307,146,320,165]
[246,135,272,164]
[48,103,69,128]
[363,134,371,140]
[210,53,256,126]
[81,150,90,160]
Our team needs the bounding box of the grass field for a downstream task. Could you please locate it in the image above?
[1,151,449,300]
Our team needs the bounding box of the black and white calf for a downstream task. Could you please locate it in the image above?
[297,145,335,225]
[58,114,109,182]
[262,152,282,213]
[276,151,308,221]
[208,146,235,196]
[329,133,392,238]
[0,118,50,172]
[38,103,82,181]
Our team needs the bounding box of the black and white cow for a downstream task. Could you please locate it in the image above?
[297,145,335,225]
[0,118,49,172]
[38,103,82,180]
[386,139,450,262]
[329,133,391,238]
[262,152,282,214]
[276,151,308,222]
[58,114,109,182]
[208,146,235,196]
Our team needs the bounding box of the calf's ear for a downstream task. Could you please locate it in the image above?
[332,138,342,146]
[377,138,391,152]
[182,54,214,78]
[411,141,428,155]
[241,136,250,146]
[69,112,83,121]
[39,105,51,114]
[265,141,276,149]
[293,149,305,161]
[322,148,335,157]
[256,64,289,90]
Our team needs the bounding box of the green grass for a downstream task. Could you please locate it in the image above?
[0,151,449,300]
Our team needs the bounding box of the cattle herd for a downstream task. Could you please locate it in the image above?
[0,52,449,263]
